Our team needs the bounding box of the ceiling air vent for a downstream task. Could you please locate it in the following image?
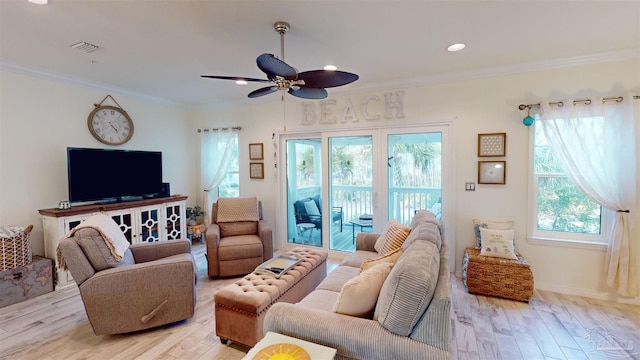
[68,41,100,53]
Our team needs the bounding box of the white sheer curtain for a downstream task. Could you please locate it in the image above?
[200,129,238,226]
[537,96,637,296]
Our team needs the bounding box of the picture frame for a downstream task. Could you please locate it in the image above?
[249,162,264,179]
[478,133,506,157]
[478,161,506,184]
[249,143,264,160]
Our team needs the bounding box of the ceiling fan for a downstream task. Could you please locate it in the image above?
[201,21,359,99]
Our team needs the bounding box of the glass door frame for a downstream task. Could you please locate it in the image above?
[275,122,455,265]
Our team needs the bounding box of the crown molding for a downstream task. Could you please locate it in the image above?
[0,60,192,109]
[344,48,640,95]
[3,48,638,110]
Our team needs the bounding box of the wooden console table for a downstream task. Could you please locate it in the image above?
[39,196,187,289]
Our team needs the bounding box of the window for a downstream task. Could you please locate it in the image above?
[530,121,607,245]
[217,135,239,198]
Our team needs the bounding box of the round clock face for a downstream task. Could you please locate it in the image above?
[88,105,134,145]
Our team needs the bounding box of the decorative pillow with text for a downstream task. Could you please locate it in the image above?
[479,227,517,260]
[472,219,514,249]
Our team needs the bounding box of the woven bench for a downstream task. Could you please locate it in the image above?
[462,247,533,302]
[214,247,328,347]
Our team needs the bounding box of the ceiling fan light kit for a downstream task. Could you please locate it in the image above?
[201,21,359,100]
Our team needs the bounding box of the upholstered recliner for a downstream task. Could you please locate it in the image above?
[57,228,196,335]
[205,197,273,277]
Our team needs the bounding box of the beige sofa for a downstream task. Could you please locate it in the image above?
[264,210,450,360]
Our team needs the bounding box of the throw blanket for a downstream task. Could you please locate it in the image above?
[217,196,259,223]
[56,214,130,270]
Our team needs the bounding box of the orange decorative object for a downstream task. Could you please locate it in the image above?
[252,343,311,360]
[187,224,206,242]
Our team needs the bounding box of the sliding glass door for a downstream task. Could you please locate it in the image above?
[279,124,449,254]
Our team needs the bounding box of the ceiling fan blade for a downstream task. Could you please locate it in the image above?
[288,86,328,99]
[257,53,298,80]
[200,75,269,83]
[298,70,359,88]
[248,86,278,98]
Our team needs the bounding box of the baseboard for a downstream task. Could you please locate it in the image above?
[453,270,640,304]
[533,281,640,305]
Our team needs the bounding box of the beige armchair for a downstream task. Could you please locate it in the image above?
[57,228,196,335]
[205,199,273,277]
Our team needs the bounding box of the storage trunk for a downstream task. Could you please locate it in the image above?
[0,256,54,308]
[462,247,534,302]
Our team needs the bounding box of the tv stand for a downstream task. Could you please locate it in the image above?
[39,196,188,290]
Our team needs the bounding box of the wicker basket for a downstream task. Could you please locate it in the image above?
[0,225,33,271]
[462,247,533,302]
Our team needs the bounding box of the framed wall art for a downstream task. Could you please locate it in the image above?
[478,161,506,184]
[478,133,506,157]
[249,162,264,179]
[249,143,264,160]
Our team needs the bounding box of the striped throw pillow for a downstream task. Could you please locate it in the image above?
[374,219,411,255]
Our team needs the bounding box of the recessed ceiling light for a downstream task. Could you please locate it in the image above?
[323,65,337,71]
[447,43,466,52]
[235,80,248,86]
[28,0,48,4]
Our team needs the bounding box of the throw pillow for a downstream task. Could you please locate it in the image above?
[304,199,321,216]
[332,262,394,317]
[217,197,259,222]
[479,227,517,260]
[374,219,411,255]
[360,247,402,273]
[374,240,440,336]
[472,219,514,249]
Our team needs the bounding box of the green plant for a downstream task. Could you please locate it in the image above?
[186,205,205,222]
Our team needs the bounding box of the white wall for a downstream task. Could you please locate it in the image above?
[2,58,638,301]
[0,70,196,255]
[194,59,640,301]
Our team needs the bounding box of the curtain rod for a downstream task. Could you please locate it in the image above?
[196,126,241,133]
[518,95,640,110]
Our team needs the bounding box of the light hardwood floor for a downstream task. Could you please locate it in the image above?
[1,242,639,360]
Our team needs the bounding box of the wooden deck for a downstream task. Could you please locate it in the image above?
[288,221,372,252]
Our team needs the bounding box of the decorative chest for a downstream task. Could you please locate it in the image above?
[462,247,533,302]
[0,255,54,308]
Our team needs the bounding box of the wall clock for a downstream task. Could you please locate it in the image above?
[87,95,134,145]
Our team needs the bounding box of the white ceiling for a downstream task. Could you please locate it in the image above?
[1,0,639,109]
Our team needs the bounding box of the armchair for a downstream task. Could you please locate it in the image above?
[57,228,196,335]
[205,198,273,277]
[293,195,343,238]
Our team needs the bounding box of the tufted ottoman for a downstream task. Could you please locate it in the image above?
[214,247,328,347]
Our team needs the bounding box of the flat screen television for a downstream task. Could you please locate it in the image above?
[67,147,163,204]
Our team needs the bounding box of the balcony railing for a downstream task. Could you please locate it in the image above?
[296,185,441,226]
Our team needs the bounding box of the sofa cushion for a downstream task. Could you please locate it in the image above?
[219,221,258,237]
[304,199,321,216]
[479,228,517,260]
[316,265,360,292]
[402,222,442,251]
[374,240,440,336]
[360,247,402,272]
[339,250,380,268]
[473,218,513,249]
[74,228,134,271]
[410,210,440,230]
[218,235,263,261]
[374,219,411,255]
[299,289,339,311]
[333,262,394,318]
